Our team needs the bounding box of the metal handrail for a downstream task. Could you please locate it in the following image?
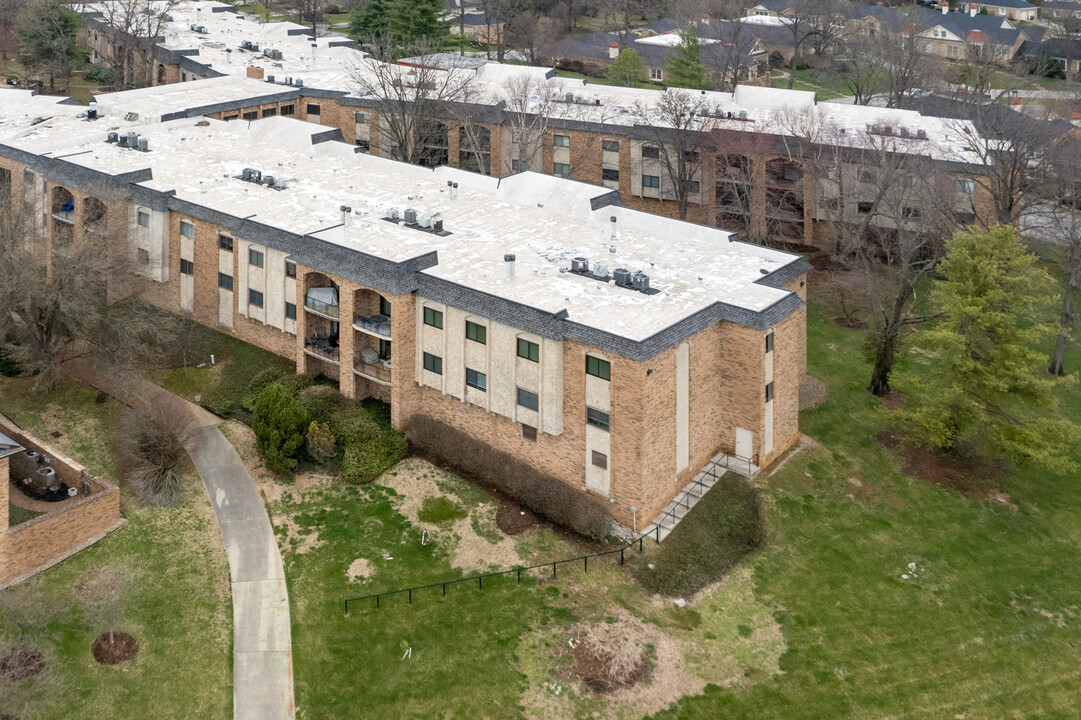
[304,296,339,319]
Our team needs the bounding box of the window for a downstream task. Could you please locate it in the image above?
[249,248,264,267]
[223,114,238,121]
[683,149,699,162]
[859,168,877,185]
[423,307,443,329]
[306,103,320,116]
[517,387,539,411]
[826,169,838,180]
[586,355,610,380]
[218,234,233,252]
[857,201,873,215]
[355,111,370,124]
[180,258,194,275]
[591,451,608,470]
[649,67,663,81]
[137,248,150,264]
[765,332,774,353]
[824,198,839,211]
[602,139,619,153]
[137,210,150,228]
[285,260,296,278]
[465,368,486,391]
[379,296,392,317]
[180,220,194,238]
[586,407,610,431]
[522,424,537,441]
[262,107,277,117]
[281,104,294,116]
[553,162,570,176]
[242,111,258,121]
[684,180,701,195]
[423,352,443,375]
[218,273,233,291]
[511,159,527,173]
[554,134,570,147]
[956,179,975,194]
[765,381,774,402]
[602,168,619,182]
[517,338,539,362]
[249,289,264,308]
[903,206,921,220]
[285,302,296,320]
[641,144,660,160]
[947,45,959,58]
[466,320,486,344]
[642,174,660,189]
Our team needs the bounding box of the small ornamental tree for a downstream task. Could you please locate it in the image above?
[306,421,336,461]
[901,226,1081,473]
[665,27,710,90]
[252,382,308,474]
[606,49,648,87]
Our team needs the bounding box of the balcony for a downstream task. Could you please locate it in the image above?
[354,357,392,385]
[304,333,340,364]
[353,313,391,338]
[304,296,339,320]
[52,209,75,224]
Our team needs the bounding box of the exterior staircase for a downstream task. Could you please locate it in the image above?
[643,451,760,543]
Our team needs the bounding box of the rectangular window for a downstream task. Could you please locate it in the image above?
[285,260,296,278]
[218,273,233,291]
[857,201,873,215]
[180,258,194,275]
[517,338,539,362]
[379,296,392,317]
[956,179,975,194]
[586,407,610,431]
[685,180,701,194]
[602,139,619,153]
[137,248,150,264]
[423,307,443,329]
[465,368,486,391]
[602,168,619,181]
[522,424,537,441]
[306,103,320,116]
[249,289,264,308]
[218,234,233,252]
[285,302,296,320]
[281,104,294,116]
[554,134,570,147]
[137,210,150,228]
[249,248,264,267]
[180,220,194,238]
[511,159,526,173]
[765,332,774,353]
[517,387,539,411]
[903,207,921,220]
[642,174,660,189]
[591,450,608,469]
[262,107,277,117]
[423,352,442,375]
[465,320,486,344]
[641,144,660,160]
[649,67,663,81]
[242,111,258,121]
[355,111,370,124]
[765,381,774,402]
[586,355,611,380]
[553,162,570,176]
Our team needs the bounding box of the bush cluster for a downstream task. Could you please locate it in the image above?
[120,401,196,506]
[633,474,765,597]
[406,415,610,539]
[252,382,308,474]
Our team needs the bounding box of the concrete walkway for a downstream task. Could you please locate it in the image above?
[64,360,295,720]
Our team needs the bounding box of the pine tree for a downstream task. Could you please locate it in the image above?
[253,382,309,474]
[665,27,710,90]
[348,0,393,42]
[389,0,447,44]
[902,226,1081,473]
[606,49,648,87]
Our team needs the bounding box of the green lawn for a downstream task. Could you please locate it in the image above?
[553,68,658,90]
[770,69,846,100]
[0,376,232,720]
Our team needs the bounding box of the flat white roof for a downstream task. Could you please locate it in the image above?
[24,114,801,341]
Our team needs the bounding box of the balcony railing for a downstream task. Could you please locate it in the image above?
[52,209,75,224]
[354,313,391,337]
[304,336,340,364]
[305,296,339,319]
[354,357,392,385]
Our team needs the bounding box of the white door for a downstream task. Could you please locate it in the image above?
[735,427,753,459]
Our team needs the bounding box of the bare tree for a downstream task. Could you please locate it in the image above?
[120,400,196,506]
[879,27,942,109]
[0,589,61,720]
[291,0,322,35]
[830,34,883,105]
[94,0,179,88]
[77,564,135,651]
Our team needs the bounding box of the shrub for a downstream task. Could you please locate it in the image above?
[769,51,784,68]
[633,474,764,597]
[0,344,21,377]
[252,382,308,474]
[406,415,610,539]
[341,437,402,484]
[417,496,467,524]
[83,64,114,84]
[306,421,336,460]
[120,401,196,506]
[242,366,290,411]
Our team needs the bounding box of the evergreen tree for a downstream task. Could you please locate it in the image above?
[16,0,82,90]
[902,226,1081,473]
[253,382,309,474]
[665,27,710,90]
[606,49,648,87]
[389,0,447,44]
[348,0,393,42]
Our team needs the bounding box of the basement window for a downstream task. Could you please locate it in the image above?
[522,424,537,441]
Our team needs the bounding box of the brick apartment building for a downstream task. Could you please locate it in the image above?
[0,95,809,529]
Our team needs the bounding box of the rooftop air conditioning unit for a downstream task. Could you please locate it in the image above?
[738,109,748,120]
[613,268,632,286]
[138,137,149,151]
[417,214,432,229]
[564,92,575,102]
[403,208,417,224]
[263,175,275,186]
[916,129,928,140]
[571,256,589,273]
[593,262,609,278]
[385,206,399,220]
[126,131,138,147]
[241,40,252,49]
[242,167,254,181]
[899,127,910,138]
[250,42,259,51]
[106,131,118,143]
[273,177,288,190]
[267,74,274,83]
[631,272,650,292]
[251,169,262,183]
[295,78,303,87]
[118,134,128,147]
[432,218,443,232]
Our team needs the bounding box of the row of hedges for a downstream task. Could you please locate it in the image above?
[406,415,611,540]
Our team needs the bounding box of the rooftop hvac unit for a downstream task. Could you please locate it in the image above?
[106,131,118,143]
[417,214,432,228]
[117,134,128,147]
[738,109,748,120]
[899,127,910,138]
[250,42,259,51]
[593,262,609,278]
[242,167,254,180]
[432,218,443,232]
[571,256,589,273]
[127,131,138,148]
[631,272,650,292]
[403,208,417,224]
[613,267,632,286]
[564,92,575,102]
[251,169,262,183]
[263,175,275,186]
[241,40,252,49]
[916,129,927,140]
[295,78,303,87]
[385,206,399,220]
[138,137,149,151]
[267,74,274,83]
[273,177,288,190]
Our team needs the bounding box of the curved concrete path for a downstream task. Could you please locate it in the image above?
[64,360,295,720]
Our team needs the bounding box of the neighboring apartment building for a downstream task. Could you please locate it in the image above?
[0,97,810,530]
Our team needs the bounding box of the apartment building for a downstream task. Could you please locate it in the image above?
[77,1,994,245]
[0,96,809,529]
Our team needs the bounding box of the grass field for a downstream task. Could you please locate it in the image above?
[0,376,232,720]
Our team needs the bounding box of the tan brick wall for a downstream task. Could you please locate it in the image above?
[1,456,8,534]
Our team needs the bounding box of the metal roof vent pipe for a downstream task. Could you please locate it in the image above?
[340,204,352,226]
[452,181,459,200]
[610,215,617,238]
[505,253,516,279]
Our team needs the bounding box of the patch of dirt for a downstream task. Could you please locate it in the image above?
[569,620,652,693]
[0,645,44,683]
[875,431,1006,496]
[346,558,373,581]
[878,390,906,410]
[798,376,828,411]
[91,632,138,665]
[496,499,540,535]
[832,316,867,329]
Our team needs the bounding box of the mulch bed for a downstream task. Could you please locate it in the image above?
[495,498,540,535]
[878,390,906,410]
[0,645,44,683]
[91,632,138,665]
[832,316,867,329]
[875,431,1007,496]
[569,640,651,694]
